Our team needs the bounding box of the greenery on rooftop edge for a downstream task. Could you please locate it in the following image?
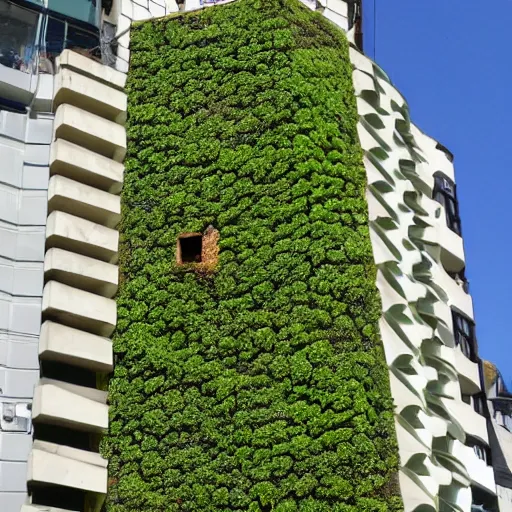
[104,0,401,510]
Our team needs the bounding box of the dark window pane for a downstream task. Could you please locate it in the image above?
[433,173,461,235]
[44,16,65,72]
[461,338,471,358]
[0,1,39,73]
[66,24,99,54]
[473,396,485,415]
[447,198,456,216]
[452,311,475,361]
[434,191,446,208]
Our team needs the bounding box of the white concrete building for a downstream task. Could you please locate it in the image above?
[0,0,503,511]
[483,362,512,512]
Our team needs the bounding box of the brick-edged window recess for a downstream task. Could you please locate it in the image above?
[176,226,220,269]
[177,233,203,264]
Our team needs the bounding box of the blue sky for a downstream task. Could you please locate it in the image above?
[364,1,512,383]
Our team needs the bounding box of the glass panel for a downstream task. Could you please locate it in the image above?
[0,1,39,73]
[442,179,454,196]
[447,197,457,216]
[47,0,100,27]
[433,191,446,208]
[65,24,99,54]
[43,16,65,73]
[460,337,472,359]
[473,396,484,415]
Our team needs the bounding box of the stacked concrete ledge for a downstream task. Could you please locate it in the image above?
[23,49,127,512]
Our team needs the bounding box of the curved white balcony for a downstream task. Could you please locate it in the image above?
[452,441,496,494]
[399,469,437,512]
[443,398,488,444]
[437,268,473,320]
[438,217,465,273]
[21,505,78,512]
[454,348,481,395]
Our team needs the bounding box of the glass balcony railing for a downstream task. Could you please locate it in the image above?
[0,1,39,74]
[0,0,102,78]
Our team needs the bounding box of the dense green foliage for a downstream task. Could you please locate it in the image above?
[105,0,401,510]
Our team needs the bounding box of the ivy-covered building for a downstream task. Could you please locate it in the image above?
[0,0,506,511]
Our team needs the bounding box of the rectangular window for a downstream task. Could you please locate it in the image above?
[433,173,462,235]
[452,310,476,361]
[43,16,65,72]
[44,16,100,71]
[0,0,39,73]
[473,394,485,416]
[466,437,491,466]
[66,23,99,53]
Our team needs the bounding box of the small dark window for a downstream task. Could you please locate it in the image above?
[471,485,499,511]
[473,394,486,416]
[433,172,461,235]
[467,437,491,466]
[461,393,471,405]
[448,268,469,293]
[0,1,39,73]
[66,23,100,54]
[452,310,476,361]
[178,234,203,264]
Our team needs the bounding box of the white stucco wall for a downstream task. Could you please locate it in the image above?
[349,46,496,511]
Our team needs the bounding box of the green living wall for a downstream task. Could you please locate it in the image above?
[105,0,401,510]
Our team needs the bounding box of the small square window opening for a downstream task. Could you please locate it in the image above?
[178,234,203,264]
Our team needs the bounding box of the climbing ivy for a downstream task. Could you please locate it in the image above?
[105,0,401,510]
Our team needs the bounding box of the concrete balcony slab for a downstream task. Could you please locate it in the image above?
[27,440,107,494]
[39,320,113,372]
[54,68,127,123]
[46,211,119,263]
[48,175,121,228]
[38,378,106,405]
[57,50,126,90]
[42,281,116,336]
[32,383,108,432]
[50,139,124,194]
[54,104,126,162]
[44,248,118,298]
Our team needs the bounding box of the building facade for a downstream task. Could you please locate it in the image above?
[0,0,507,511]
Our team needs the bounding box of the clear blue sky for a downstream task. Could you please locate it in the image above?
[364,1,512,383]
